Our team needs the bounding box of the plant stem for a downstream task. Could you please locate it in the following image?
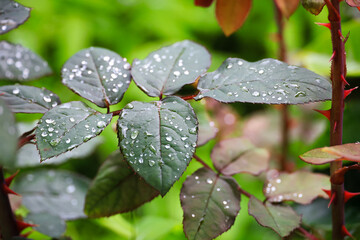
[274,0,290,172]
[326,0,346,239]
[0,167,19,239]
[193,154,212,170]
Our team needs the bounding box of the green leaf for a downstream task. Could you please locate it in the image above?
[0,41,52,81]
[12,169,90,237]
[0,0,30,34]
[211,138,270,176]
[35,101,112,160]
[62,47,131,108]
[181,168,241,240]
[25,213,66,238]
[195,58,332,104]
[248,196,301,237]
[131,40,211,97]
[300,143,360,165]
[264,171,330,204]
[117,96,198,195]
[0,85,61,113]
[85,151,159,218]
[0,98,17,167]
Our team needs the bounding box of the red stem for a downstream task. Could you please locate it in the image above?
[327,1,346,239]
[0,167,20,239]
[193,154,212,170]
[298,227,319,240]
[17,134,35,149]
[181,93,198,101]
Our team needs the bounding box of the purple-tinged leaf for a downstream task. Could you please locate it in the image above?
[0,0,30,35]
[195,0,214,7]
[264,171,330,204]
[195,58,332,104]
[85,151,159,217]
[211,138,270,176]
[300,143,360,164]
[35,101,112,161]
[0,98,17,168]
[346,0,360,6]
[0,41,52,81]
[62,47,131,108]
[274,0,300,18]
[131,40,211,97]
[0,85,60,113]
[248,196,301,237]
[181,168,241,240]
[118,96,198,196]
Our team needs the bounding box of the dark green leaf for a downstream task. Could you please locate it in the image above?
[0,0,30,34]
[0,98,17,167]
[117,96,197,195]
[85,151,159,217]
[0,85,61,113]
[181,168,241,240]
[196,58,331,104]
[301,0,325,15]
[131,40,211,97]
[35,101,112,160]
[248,196,301,237]
[211,138,270,176]
[25,213,66,238]
[12,169,90,220]
[62,47,131,108]
[0,41,52,81]
[264,171,330,204]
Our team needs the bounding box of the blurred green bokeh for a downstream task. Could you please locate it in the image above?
[1,0,360,239]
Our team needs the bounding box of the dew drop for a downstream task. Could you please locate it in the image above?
[237,60,243,66]
[295,91,306,97]
[69,117,75,122]
[206,178,213,184]
[125,103,134,109]
[97,121,106,128]
[131,130,139,139]
[50,138,60,146]
[45,119,55,124]
[149,160,155,167]
[189,127,196,134]
[43,96,51,102]
[252,91,260,97]
[164,144,170,149]
[41,132,48,137]
[66,185,76,194]
[139,158,144,164]
[226,63,233,69]
[48,127,54,132]
[166,136,172,141]
[12,88,20,94]
[173,71,181,77]
[65,138,71,144]
[258,69,264,74]
[191,214,196,218]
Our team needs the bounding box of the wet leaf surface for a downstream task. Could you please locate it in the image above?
[248,196,301,237]
[0,41,52,81]
[35,101,112,160]
[0,98,17,167]
[181,168,241,240]
[0,85,61,113]
[118,96,197,196]
[26,213,66,238]
[300,143,360,164]
[196,58,332,104]
[131,40,210,97]
[0,0,30,34]
[264,171,330,204]
[85,151,159,217]
[215,0,252,36]
[211,138,270,176]
[62,47,131,108]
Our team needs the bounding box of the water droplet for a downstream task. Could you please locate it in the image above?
[66,185,76,193]
[43,96,51,102]
[125,103,134,109]
[252,91,260,97]
[83,135,92,141]
[66,138,71,144]
[139,158,144,164]
[69,117,75,122]
[149,160,155,166]
[41,132,48,137]
[276,179,281,183]
[50,138,61,146]
[12,88,20,94]
[216,188,221,192]
[149,145,156,153]
[226,63,233,69]
[131,130,139,139]
[295,91,306,97]
[258,69,264,74]
[165,144,170,149]
[181,136,188,141]
[237,60,243,66]
[191,214,196,218]
[45,119,55,124]
[223,200,227,205]
[97,121,106,128]
[189,127,196,134]
[206,178,213,184]
[173,71,180,77]
[242,86,249,92]
[166,136,172,141]
[48,127,54,132]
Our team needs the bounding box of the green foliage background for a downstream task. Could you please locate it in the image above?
[1,0,360,239]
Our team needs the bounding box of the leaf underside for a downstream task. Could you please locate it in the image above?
[196,58,332,104]
[0,85,61,113]
[0,0,30,35]
[35,101,112,160]
[0,41,52,81]
[131,40,211,97]
[62,47,131,108]
[117,96,198,196]
[85,151,159,218]
[0,98,17,167]
[181,168,241,240]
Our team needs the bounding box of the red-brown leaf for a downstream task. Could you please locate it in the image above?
[195,0,214,7]
[216,0,252,36]
[346,0,360,7]
[275,0,300,18]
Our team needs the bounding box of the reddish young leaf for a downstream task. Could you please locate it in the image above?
[264,171,330,204]
[301,0,326,15]
[274,0,300,18]
[300,143,360,164]
[195,0,214,7]
[346,0,360,6]
[215,0,252,36]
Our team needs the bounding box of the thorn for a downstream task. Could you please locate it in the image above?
[342,225,354,238]
[314,109,331,121]
[330,51,336,62]
[344,87,358,99]
[344,191,360,203]
[16,220,38,232]
[341,75,349,85]
[2,183,20,196]
[328,191,336,208]
[322,189,331,198]
[315,22,331,30]
[5,170,19,186]
[344,31,350,44]
[333,121,337,133]
[338,30,345,40]
[322,189,336,208]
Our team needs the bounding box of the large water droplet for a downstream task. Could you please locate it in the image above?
[149,160,155,167]
[12,88,20,94]
[125,103,134,109]
[206,178,213,184]
[43,96,51,103]
[189,127,196,134]
[66,185,76,194]
[50,138,61,146]
[97,121,106,128]
[166,136,172,141]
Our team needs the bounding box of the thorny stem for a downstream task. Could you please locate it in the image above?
[193,154,212,170]
[238,187,252,198]
[0,167,20,239]
[326,0,346,239]
[17,134,35,149]
[298,227,319,240]
[274,0,290,172]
